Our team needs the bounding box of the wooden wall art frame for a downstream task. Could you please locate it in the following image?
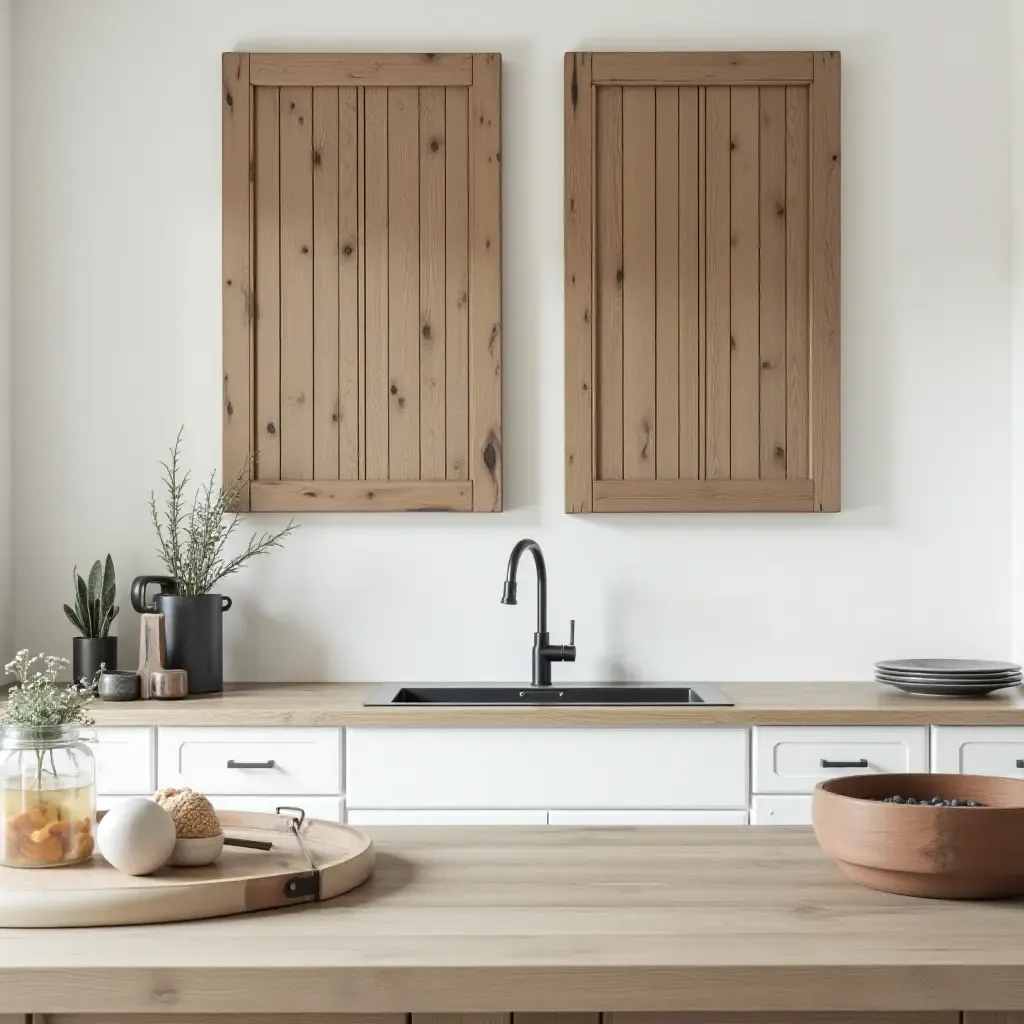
[223,53,502,512]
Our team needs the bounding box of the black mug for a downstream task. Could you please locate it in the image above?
[131,576,233,694]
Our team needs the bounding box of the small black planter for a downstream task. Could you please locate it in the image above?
[72,636,118,688]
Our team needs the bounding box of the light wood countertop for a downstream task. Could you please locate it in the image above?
[2,827,1024,1014]
[86,679,1024,726]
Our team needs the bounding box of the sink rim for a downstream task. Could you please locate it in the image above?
[363,682,734,707]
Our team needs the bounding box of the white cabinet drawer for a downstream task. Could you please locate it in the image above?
[932,726,1024,776]
[92,727,154,794]
[157,727,341,795]
[753,726,927,793]
[751,794,813,825]
[346,728,748,809]
[548,809,747,826]
[347,809,547,826]
[99,793,344,823]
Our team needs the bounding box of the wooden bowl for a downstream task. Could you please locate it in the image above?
[812,773,1024,898]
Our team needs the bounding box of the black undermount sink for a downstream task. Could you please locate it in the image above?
[364,684,733,707]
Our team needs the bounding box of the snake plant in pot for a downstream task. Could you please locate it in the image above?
[132,428,296,694]
[63,556,119,686]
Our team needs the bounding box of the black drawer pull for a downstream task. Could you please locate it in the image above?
[227,759,276,769]
[820,758,868,769]
[1016,759,1024,769]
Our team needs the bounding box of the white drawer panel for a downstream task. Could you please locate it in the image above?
[347,809,547,826]
[932,726,1024,776]
[751,794,813,826]
[548,809,747,826]
[346,728,748,809]
[92,727,154,794]
[157,727,341,795]
[99,793,344,823]
[753,725,928,794]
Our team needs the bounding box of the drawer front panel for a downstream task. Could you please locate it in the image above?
[157,727,341,795]
[753,726,928,793]
[751,794,813,825]
[98,793,344,822]
[346,728,748,809]
[548,809,748,826]
[932,726,1024,776]
[92,727,154,794]
[347,809,548,826]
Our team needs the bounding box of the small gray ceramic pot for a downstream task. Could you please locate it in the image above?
[97,670,141,702]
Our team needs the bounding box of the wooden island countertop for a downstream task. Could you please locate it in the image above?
[86,679,1024,726]
[2,826,1024,1016]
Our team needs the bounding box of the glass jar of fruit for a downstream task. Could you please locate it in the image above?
[0,723,97,867]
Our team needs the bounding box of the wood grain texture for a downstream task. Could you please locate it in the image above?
[729,86,760,480]
[312,87,340,480]
[596,85,624,481]
[387,87,421,481]
[704,87,731,479]
[363,87,390,479]
[592,51,816,86]
[964,1016,1024,1024]
[419,87,447,480]
[85,679,1024,728]
[414,1016,509,1024]
[253,85,281,481]
[610,1016,959,1024]
[250,52,474,87]
[357,88,368,479]
[565,53,594,512]
[785,86,809,481]
[758,87,787,480]
[697,87,707,480]
[279,87,314,480]
[622,87,657,481]
[515,1015,599,1024]
[338,87,360,480]
[38,1017,406,1024]
[250,480,472,512]
[809,52,841,511]
[468,53,503,510]
[593,479,813,512]
[12,828,1024,1013]
[655,87,679,480]
[678,87,700,480]
[445,87,470,480]
[222,53,252,508]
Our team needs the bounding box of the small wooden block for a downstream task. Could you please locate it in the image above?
[150,669,188,701]
[137,613,167,700]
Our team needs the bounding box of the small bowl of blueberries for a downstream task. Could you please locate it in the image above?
[813,772,1024,899]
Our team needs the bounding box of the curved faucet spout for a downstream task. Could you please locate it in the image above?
[501,538,547,634]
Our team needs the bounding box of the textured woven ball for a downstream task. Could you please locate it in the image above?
[154,787,222,839]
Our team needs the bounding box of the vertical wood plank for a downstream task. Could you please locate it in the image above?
[595,85,623,481]
[338,86,360,480]
[697,86,706,480]
[655,86,679,480]
[565,53,594,512]
[758,86,787,480]
[364,87,389,479]
[963,1016,1024,1024]
[445,87,470,480]
[312,87,340,480]
[785,86,809,481]
[729,85,760,480]
[419,87,447,480]
[357,88,367,480]
[678,87,700,481]
[253,85,281,481]
[222,53,252,508]
[622,86,656,480]
[810,51,841,511]
[388,87,420,480]
[279,86,314,480]
[705,86,731,479]
[469,53,503,510]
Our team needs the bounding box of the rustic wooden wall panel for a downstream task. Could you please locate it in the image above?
[227,54,501,511]
[565,51,840,513]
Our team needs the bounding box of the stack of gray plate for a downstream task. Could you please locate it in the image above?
[875,659,1022,696]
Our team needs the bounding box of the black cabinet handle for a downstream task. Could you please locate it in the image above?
[1016,759,1024,769]
[820,758,868,769]
[227,759,276,769]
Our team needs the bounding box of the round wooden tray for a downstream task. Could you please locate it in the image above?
[0,809,374,927]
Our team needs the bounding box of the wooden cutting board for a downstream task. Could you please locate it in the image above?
[0,810,374,927]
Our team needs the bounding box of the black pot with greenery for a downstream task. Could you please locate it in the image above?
[132,428,296,694]
[64,555,119,687]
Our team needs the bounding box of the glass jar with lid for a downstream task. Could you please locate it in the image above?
[0,724,97,867]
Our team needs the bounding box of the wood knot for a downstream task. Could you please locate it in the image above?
[775,202,785,217]
[332,411,340,423]
[290,102,295,110]
[312,149,322,166]
[730,138,737,151]
[390,384,398,395]
[483,441,497,472]
[422,323,432,339]
[730,336,737,351]
[761,359,773,370]
[225,91,233,108]
[342,243,353,257]
[429,139,440,152]
[301,245,309,255]
[616,268,623,285]
[226,400,234,417]
[266,422,276,435]
[774,445,785,460]
[367,491,375,500]
[397,396,406,408]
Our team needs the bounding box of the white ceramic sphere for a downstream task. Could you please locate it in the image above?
[96,798,176,876]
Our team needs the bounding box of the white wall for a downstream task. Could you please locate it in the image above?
[0,0,9,665]
[10,0,1015,684]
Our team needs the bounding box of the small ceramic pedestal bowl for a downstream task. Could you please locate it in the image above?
[167,833,224,867]
[813,772,1024,899]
